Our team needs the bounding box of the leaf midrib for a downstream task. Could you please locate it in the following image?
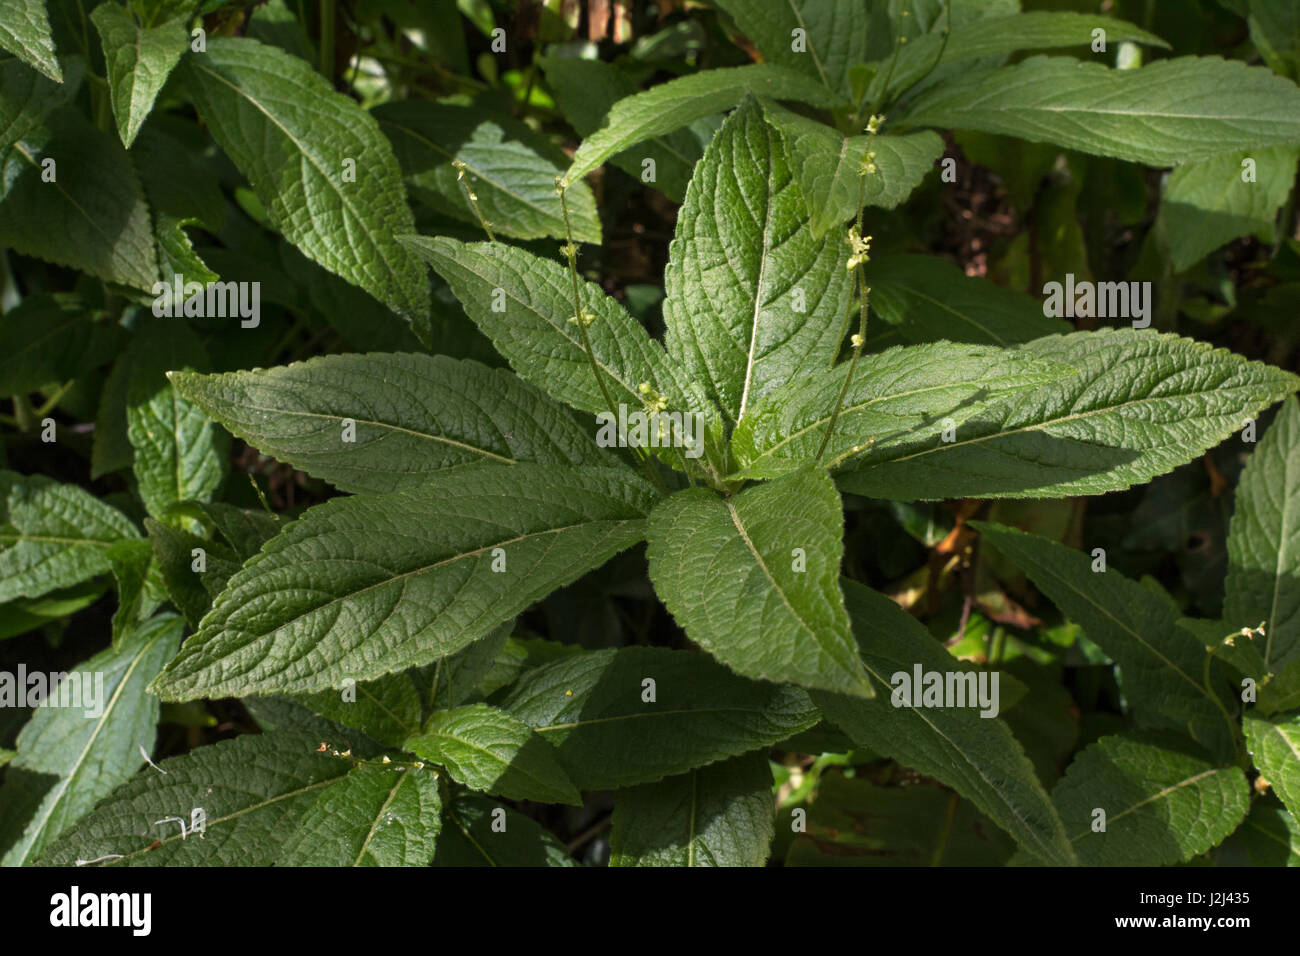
[169,516,644,688]
[198,398,517,464]
[1066,767,1223,843]
[9,629,166,865]
[187,56,413,312]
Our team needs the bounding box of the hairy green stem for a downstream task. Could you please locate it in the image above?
[558,186,669,496]
[816,170,873,463]
[455,160,496,241]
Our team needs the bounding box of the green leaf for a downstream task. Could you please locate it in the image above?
[539,56,719,203]
[662,99,851,423]
[0,293,121,396]
[145,517,239,628]
[760,101,944,239]
[730,342,1074,480]
[1227,794,1300,865]
[403,236,721,439]
[427,622,513,710]
[150,464,656,700]
[900,56,1300,167]
[501,646,818,790]
[196,501,279,560]
[647,467,871,697]
[106,538,159,648]
[36,730,355,866]
[1157,147,1300,271]
[811,579,1077,866]
[1225,397,1300,672]
[170,353,605,496]
[90,4,190,148]
[1245,711,1300,826]
[406,703,581,805]
[872,11,1169,102]
[1263,657,1300,717]
[0,615,181,866]
[1046,731,1249,866]
[0,470,139,603]
[133,125,223,286]
[974,522,1237,760]
[129,371,228,524]
[0,111,158,289]
[786,775,1014,866]
[1249,0,1300,82]
[376,100,600,244]
[0,0,62,81]
[294,671,423,747]
[0,55,82,148]
[866,255,1071,346]
[178,37,430,326]
[563,64,847,186]
[610,752,775,866]
[837,329,1300,500]
[276,763,442,866]
[712,0,868,99]
[433,793,574,866]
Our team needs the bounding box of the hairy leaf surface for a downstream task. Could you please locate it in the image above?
[171,354,605,496]
[1244,712,1300,826]
[901,56,1300,167]
[0,112,158,289]
[407,703,581,805]
[975,522,1237,760]
[377,100,600,244]
[761,101,944,238]
[501,646,819,790]
[151,465,656,700]
[811,580,1077,866]
[647,467,871,696]
[663,99,851,422]
[0,0,62,81]
[179,38,430,325]
[564,64,845,185]
[712,0,868,99]
[731,342,1073,479]
[1047,732,1249,866]
[276,763,442,866]
[837,330,1300,500]
[0,471,139,603]
[609,752,775,866]
[37,731,355,866]
[0,615,181,866]
[1225,397,1300,672]
[90,4,190,148]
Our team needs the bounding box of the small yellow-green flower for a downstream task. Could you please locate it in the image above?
[846,225,872,270]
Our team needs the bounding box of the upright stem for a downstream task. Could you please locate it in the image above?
[455,160,496,241]
[12,395,35,433]
[319,0,336,81]
[558,185,669,495]
[817,162,875,464]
